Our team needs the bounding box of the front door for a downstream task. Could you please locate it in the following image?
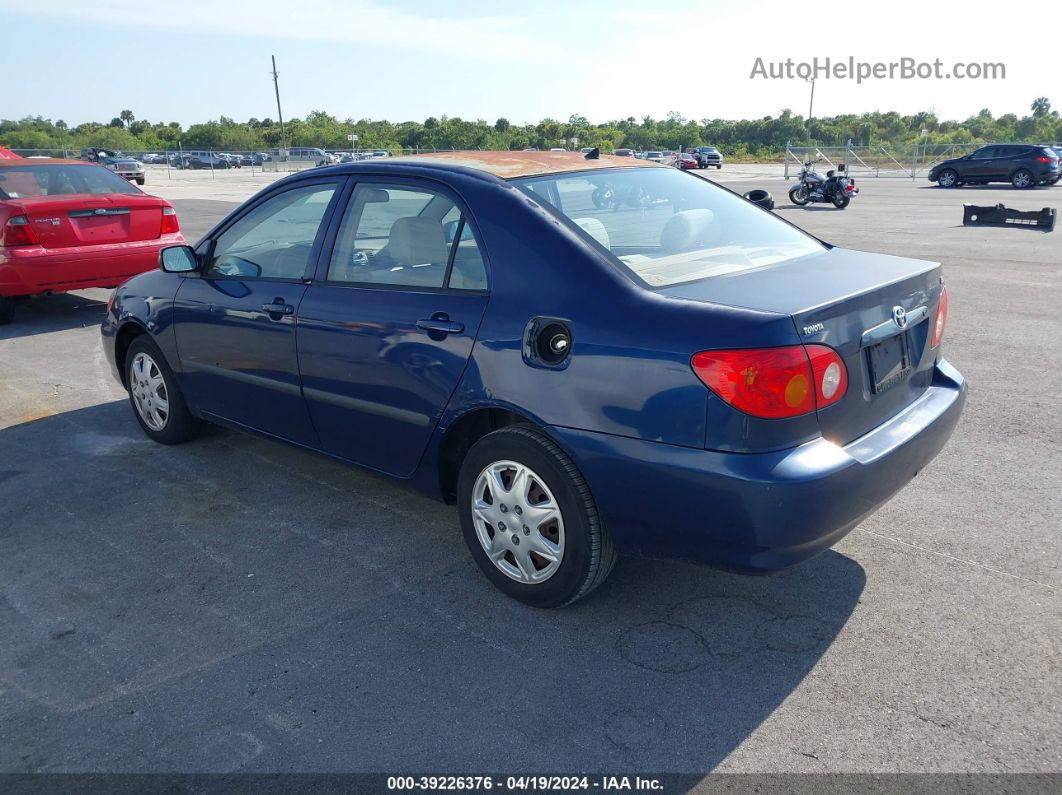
[297,181,490,476]
[173,180,342,445]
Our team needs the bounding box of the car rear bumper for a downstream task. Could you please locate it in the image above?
[548,359,966,572]
[0,233,184,297]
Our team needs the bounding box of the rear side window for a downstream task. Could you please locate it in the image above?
[328,184,487,290]
[206,183,337,279]
[0,164,139,198]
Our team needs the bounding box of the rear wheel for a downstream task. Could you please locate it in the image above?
[1011,169,1034,188]
[457,425,616,608]
[125,336,202,445]
[832,193,851,209]
[937,168,959,188]
[0,297,15,325]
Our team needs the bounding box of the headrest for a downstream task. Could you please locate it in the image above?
[571,217,611,250]
[388,217,448,266]
[660,209,715,252]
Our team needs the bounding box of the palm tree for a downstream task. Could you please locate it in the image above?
[1030,97,1051,118]
[119,109,135,128]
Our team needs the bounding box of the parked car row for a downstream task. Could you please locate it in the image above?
[606,147,724,169]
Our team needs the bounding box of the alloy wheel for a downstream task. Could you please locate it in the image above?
[130,352,170,431]
[471,460,565,584]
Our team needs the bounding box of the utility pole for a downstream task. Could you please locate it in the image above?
[806,78,816,136]
[271,55,286,149]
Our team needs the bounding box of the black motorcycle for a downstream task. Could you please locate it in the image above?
[788,161,858,209]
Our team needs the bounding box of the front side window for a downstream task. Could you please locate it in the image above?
[513,167,824,288]
[969,147,997,160]
[328,184,487,290]
[206,183,336,279]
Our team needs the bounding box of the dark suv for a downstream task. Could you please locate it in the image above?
[928,144,1060,188]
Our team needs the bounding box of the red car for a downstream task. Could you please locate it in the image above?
[672,152,698,170]
[0,158,184,324]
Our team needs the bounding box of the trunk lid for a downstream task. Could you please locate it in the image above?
[661,247,944,444]
[12,193,166,249]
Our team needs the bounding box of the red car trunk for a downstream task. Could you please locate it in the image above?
[10,193,167,248]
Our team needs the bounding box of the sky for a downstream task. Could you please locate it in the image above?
[0,0,1053,127]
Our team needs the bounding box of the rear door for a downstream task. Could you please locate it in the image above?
[296,179,490,476]
[173,178,343,445]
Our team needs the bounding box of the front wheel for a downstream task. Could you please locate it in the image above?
[789,184,809,205]
[937,168,959,188]
[457,425,616,608]
[125,336,202,445]
[135,176,145,185]
[716,164,722,169]
[1011,169,1034,189]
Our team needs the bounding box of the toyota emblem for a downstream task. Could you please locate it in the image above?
[892,306,907,329]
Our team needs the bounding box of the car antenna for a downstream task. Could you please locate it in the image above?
[584,147,599,160]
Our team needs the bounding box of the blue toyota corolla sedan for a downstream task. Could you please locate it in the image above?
[101,151,965,607]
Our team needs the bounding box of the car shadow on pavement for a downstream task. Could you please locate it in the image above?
[0,401,865,774]
[0,292,108,342]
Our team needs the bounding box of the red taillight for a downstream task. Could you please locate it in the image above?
[2,215,38,247]
[930,286,948,349]
[1035,155,1053,164]
[160,206,180,235]
[691,344,848,419]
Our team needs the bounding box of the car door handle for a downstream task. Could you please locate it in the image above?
[416,317,464,335]
[261,302,294,315]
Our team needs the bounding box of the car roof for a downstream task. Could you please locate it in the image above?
[383,150,661,179]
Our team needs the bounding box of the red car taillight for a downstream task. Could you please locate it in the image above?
[160,206,180,235]
[2,215,39,247]
[1035,155,1054,164]
[691,344,848,419]
[930,286,949,349]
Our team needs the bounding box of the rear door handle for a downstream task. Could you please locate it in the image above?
[416,317,464,335]
[261,302,294,315]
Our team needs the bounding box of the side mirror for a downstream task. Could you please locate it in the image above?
[159,245,198,274]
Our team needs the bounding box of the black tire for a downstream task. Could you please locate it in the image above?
[937,168,959,188]
[788,184,809,206]
[716,164,722,169]
[832,193,850,209]
[124,336,202,445]
[0,296,15,325]
[135,176,145,186]
[1011,169,1034,189]
[457,425,616,608]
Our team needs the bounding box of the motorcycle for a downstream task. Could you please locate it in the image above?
[788,160,859,209]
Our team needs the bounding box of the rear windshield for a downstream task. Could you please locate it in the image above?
[0,164,140,199]
[513,167,824,288]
